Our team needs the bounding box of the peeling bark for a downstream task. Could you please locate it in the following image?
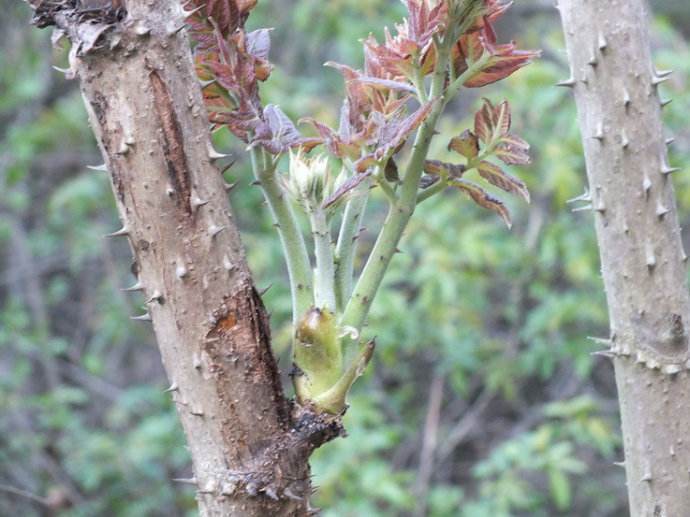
[26,0,341,515]
[558,1,690,514]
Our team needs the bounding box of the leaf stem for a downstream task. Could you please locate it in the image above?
[339,42,491,332]
[250,146,313,323]
[340,42,451,331]
[309,207,336,311]
[417,178,449,204]
[334,179,371,311]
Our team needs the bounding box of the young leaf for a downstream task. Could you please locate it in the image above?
[474,98,510,144]
[423,160,466,178]
[477,160,530,203]
[253,105,319,154]
[322,170,372,209]
[448,129,479,159]
[494,134,531,165]
[452,178,512,228]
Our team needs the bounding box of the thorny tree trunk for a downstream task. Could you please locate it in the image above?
[27,0,341,515]
[558,1,690,514]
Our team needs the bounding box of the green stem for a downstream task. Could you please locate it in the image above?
[417,177,449,204]
[375,173,398,204]
[309,207,336,311]
[340,45,491,331]
[334,179,371,311]
[340,44,451,331]
[250,147,313,323]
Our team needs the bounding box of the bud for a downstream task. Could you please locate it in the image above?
[285,150,347,212]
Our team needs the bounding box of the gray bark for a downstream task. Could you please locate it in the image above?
[26,1,341,515]
[558,1,690,514]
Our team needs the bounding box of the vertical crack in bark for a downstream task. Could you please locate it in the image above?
[149,69,193,213]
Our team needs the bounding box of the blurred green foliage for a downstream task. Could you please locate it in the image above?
[2,1,690,516]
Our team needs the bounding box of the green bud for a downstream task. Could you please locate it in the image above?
[293,307,343,403]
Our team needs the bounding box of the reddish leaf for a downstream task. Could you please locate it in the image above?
[448,129,479,159]
[453,25,539,88]
[353,76,417,94]
[354,155,378,173]
[452,179,512,228]
[474,98,510,144]
[246,28,271,61]
[477,160,530,202]
[494,134,530,165]
[253,105,314,154]
[423,160,466,178]
[322,170,372,209]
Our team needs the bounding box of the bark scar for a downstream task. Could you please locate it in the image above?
[149,70,193,214]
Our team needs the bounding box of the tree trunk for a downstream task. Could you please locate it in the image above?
[27,1,341,515]
[558,1,690,514]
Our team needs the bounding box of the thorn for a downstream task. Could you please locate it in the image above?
[262,486,279,501]
[661,155,681,176]
[190,194,209,213]
[641,472,652,483]
[208,224,226,238]
[666,137,675,146]
[224,182,237,192]
[643,175,652,196]
[566,188,591,204]
[131,312,152,321]
[284,488,303,501]
[646,242,657,270]
[597,32,608,51]
[656,201,670,219]
[250,180,262,186]
[622,87,631,109]
[176,263,188,279]
[208,143,231,161]
[87,163,108,172]
[122,281,145,293]
[656,69,673,78]
[572,204,593,213]
[613,461,625,468]
[555,77,576,88]
[184,4,204,18]
[168,23,186,36]
[588,52,598,67]
[116,141,130,155]
[172,477,197,485]
[219,160,236,175]
[595,201,606,213]
[588,336,612,347]
[134,24,151,36]
[222,255,235,272]
[199,78,216,89]
[164,382,178,393]
[166,186,176,197]
[145,290,163,304]
[660,98,672,108]
[190,409,204,417]
[592,121,604,142]
[652,74,669,86]
[105,226,130,238]
[258,284,273,296]
[246,482,259,497]
[620,130,629,149]
[591,349,615,358]
[52,65,70,74]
